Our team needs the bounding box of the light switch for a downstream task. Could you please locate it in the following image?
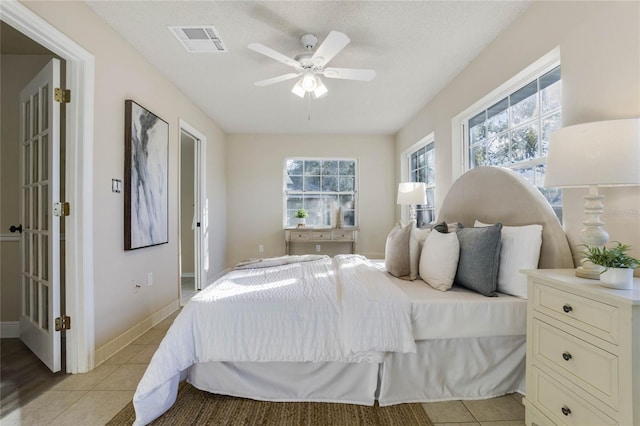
[112,179,122,193]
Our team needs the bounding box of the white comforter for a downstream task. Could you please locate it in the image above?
[133,254,415,425]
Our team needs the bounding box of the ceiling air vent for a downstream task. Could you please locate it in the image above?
[168,26,228,53]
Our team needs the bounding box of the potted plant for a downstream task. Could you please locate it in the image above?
[580,242,639,289]
[295,209,308,228]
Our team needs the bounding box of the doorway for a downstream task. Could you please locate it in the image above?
[179,121,207,305]
[1,2,95,374]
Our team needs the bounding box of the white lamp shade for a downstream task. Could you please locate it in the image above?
[397,182,427,205]
[544,118,640,188]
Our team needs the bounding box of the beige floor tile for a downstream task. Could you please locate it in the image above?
[510,393,523,406]
[131,328,166,345]
[463,395,525,422]
[126,344,158,364]
[48,390,133,426]
[93,364,147,391]
[51,363,120,391]
[480,421,525,426]
[152,313,178,331]
[433,423,480,426]
[0,390,87,426]
[104,343,145,365]
[422,400,476,423]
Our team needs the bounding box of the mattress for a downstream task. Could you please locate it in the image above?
[370,260,527,340]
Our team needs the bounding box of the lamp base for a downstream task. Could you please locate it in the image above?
[575,266,601,280]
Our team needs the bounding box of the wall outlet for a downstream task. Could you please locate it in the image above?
[316,244,321,253]
[132,280,140,293]
[258,244,264,253]
[147,272,153,287]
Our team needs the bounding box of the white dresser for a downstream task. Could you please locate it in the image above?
[523,269,640,426]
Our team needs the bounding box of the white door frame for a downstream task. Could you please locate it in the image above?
[1,1,96,373]
[179,119,207,295]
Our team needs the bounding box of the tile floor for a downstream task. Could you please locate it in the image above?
[2,309,525,425]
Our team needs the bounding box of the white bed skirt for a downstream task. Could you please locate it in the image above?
[186,335,525,406]
[378,335,526,406]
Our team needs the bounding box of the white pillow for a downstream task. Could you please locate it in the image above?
[475,220,543,298]
[419,230,460,291]
[385,222,412,278]
[409,226,431,280]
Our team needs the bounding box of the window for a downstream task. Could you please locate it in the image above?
[408,143,435,227]
[284,158,357,228]
[466,65,562,221]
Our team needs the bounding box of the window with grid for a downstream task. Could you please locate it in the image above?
[408,143,435,227]
[284,158,357,228]
[466,65,562,221]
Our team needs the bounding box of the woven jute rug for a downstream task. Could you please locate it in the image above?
[107,383,433,425]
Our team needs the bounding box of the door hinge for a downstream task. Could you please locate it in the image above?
[55,315,71,331]
[54,88,71,103]
[53,202,70,217]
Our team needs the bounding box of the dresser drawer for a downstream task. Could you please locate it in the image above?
[531,281,619,344]
[289,232,311,241]
[531,318,619,409]
[529,366,617,426]
[310,232,332,240]
[332,230,354,241]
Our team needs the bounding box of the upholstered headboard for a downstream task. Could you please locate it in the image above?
[437,166,574,269]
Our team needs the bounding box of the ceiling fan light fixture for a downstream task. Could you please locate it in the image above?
[313,78,328,98]
[301,72,317,92]
[291,80,306,98]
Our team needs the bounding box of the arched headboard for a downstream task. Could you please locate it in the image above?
[437,166,573,269]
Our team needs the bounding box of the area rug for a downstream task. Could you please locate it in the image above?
[107,383,433,425]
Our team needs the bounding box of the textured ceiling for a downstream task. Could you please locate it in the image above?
[86,1,530,135]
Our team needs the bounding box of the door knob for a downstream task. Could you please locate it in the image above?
[9,224,22,233]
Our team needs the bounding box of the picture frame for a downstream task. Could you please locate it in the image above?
[124,100,169,250]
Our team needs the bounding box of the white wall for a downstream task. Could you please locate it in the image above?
[23,1,228,348]
[226,134,395,266]
[395,1,640,273]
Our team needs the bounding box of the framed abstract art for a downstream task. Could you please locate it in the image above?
[124,100,169,250]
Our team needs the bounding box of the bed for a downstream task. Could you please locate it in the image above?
[132,166,574,425]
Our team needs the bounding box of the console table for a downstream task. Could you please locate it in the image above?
[284,227,358,255]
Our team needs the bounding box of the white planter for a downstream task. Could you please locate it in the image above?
[297,218,306,227]
[600,267,634,290]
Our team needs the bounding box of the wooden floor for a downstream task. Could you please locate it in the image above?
[0,338,68,419]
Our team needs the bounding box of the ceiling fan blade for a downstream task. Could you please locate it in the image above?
[311,31,350,66]
[323,67,376,81]
[254,73,300,87]
[248,43,300,69]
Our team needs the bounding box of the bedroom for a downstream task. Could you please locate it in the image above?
[0,0,638,425]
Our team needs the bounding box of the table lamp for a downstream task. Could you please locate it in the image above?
[544,118,640,279]
[397,182,427,222]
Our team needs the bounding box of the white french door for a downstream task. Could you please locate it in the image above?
[19,58,62,372]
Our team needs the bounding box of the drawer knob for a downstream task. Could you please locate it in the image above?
[562,304,573,313]
[562,352,572,361]
[561,406,571,416]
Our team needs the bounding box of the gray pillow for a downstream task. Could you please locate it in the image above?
[453,223,503,297]
[385,223,411,278]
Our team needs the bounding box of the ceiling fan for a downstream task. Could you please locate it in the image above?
[248,31,376,99]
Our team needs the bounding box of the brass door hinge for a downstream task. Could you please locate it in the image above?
[55,315,71,331]
[53,202,70,217]
[54,88,71,103]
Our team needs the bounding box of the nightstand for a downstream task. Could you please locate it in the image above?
[523,269,639,426]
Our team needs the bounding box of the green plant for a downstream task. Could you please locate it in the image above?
[294,209,308,219]
[579,242,640,271]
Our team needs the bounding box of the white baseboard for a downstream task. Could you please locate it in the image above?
[94,298,180,366]
[1,321,20,338]
[181,272,195,278]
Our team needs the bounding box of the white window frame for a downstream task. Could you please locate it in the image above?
[451,48,561,180]
[283,157,359,228]
[401,133,435,225]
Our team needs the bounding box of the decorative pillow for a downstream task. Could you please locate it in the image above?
[409,225,430,280]
[419,230,460,291]
[475,220,542,298]
[385,223,411,278]
[454,223,503,297]
[432,221,448,233]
